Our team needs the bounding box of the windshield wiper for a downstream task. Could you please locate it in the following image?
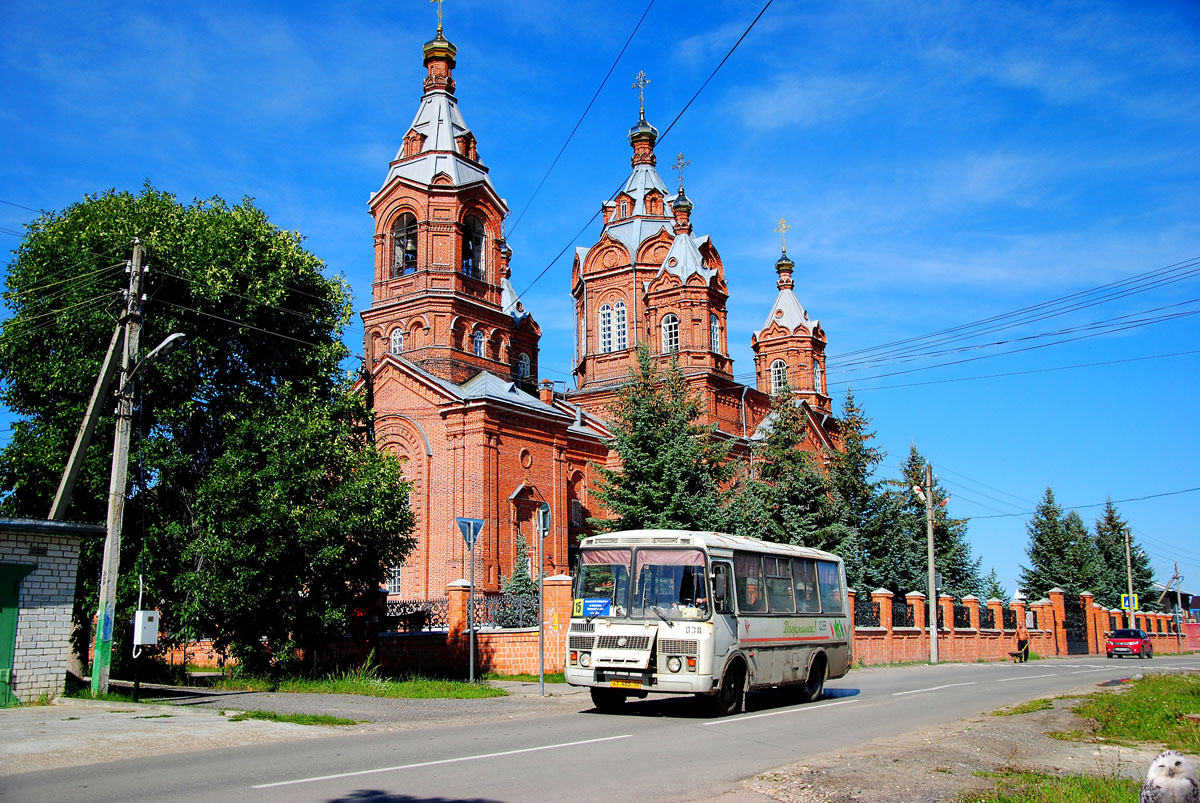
[649,605,674,628]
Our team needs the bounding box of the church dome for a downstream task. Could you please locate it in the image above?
[627,114,659,146]
[423,30,457,63]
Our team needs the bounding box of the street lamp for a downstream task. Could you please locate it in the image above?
[92,331,185,695]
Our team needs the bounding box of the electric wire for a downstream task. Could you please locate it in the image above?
[506,0,657,237]
[969,487,1200,519]
[1,291,122,329]
[155,298,348,350]
[1,261,126,301]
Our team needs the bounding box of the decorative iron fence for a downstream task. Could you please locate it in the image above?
[979,608,996,629]
[472,592,540,629]
[385,598,449,632]
[855,601,881,628]
[953,604,972,629]
[892,603,915,628]
[1003,608,1017,630]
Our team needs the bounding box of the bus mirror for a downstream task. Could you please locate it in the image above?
[712,572,727,603]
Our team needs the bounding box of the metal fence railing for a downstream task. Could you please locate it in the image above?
[953,604,972,629]
[385,598,450,632]
[892,603,915,628]
[855,601,881,628]
[472,592,539,629]
[979,608,996,629]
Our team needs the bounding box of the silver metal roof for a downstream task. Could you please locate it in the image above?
[459,371,568,419]
[756,286,817,338]
[653,229,716,284]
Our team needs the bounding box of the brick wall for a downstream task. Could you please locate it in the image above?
[1,530,81,702]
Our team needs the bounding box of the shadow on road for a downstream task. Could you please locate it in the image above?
[585,684,862,718]
[325,792,504,803]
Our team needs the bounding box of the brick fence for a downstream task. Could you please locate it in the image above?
[848,587,1194,664]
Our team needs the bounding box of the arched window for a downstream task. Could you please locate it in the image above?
[771,359,788,394]
[614,301,627,350]
[661,313,680,353]
[391,212,418,276]
[578,317,586,358]
[472,330,485,358]
[813,359,823,393]
[599,304,612,354]
[461,215,486,280]
[710,314,720,353]
[390,328,404,355]
[517,352,531,381]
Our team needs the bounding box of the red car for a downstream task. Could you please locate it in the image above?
[1106,628,1153,659]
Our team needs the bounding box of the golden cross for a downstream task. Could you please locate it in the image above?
[430,0,444,33]
[633,70,650,117]
[775,218,792,251]
[672,153,690,193]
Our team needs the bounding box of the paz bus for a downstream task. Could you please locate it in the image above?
[564,529,851,715]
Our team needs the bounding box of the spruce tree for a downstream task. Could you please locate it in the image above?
[1092,498,1128,608]
[590,344,730,532]
[1061,510,1105,597]
[1017,487,1073,599]
[823,389,885,591]
[495,534,538,627]
[981,567,1009,602]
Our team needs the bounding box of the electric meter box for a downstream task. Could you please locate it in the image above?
[133,610,159,646]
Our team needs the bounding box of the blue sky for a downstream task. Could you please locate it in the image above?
[3,1,1198,599]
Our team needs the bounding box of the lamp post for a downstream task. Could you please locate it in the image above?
[91,331,185,695]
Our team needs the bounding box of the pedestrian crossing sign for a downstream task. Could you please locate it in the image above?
[1120,593,1138,611]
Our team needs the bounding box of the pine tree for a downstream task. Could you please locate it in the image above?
[981,567,1009,602]
[823,389,885,591]
[589,344,730,532]
[495,534,539,628]
[1092,498,1128,608]
[1017,487,1073,599]
[1061,510,1105,597]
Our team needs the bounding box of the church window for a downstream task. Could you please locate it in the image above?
[473,330,485,357]
[391,212,418,276]
[390,328,404,355]
[710,314,720,353]
[386,564,402,594]
[462,215,486,280]
[661,313,680,353]
[517,352,530,380]
[599,304,612,353]
[771,359,788,394]
[813,359,823,393]
[620,200,629,217]
[614,301,627,350]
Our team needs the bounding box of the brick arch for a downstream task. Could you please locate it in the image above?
[582,235,631,272]
[635,228,673,265]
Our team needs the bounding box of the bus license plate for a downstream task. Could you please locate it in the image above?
[610,678,641,689]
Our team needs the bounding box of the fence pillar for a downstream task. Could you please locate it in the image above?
[986,598,1004,630]
[543,574,572,668]
[1048,589,1067,656]
[908,592,927,631]
[963,595,981,630]
[447,580,470,638]
[847,589,857,629]
[872,589,894,632]
[938,594,954,632]
[1079,592,1096,653]
[1012,597,1027,631]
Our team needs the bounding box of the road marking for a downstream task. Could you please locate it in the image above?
[997,673,1057,682]
[1071,668,1116,674]
[251,734,634,788]
[702,697,860,725]
[892,682,977,696]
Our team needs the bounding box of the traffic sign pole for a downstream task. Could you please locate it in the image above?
[536,503,551,697]
[456,518,484,683]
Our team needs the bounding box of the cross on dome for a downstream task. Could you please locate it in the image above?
[775,218,792,252]
[633,71,651,118]
[672,153,690,193]
[430,0,445,33]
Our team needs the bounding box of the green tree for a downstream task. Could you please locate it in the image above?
[981,567,1009,602]
[1017,487,1073,599]
[824,389,886,591]
[1091,498,1155,610]
[0,186,414,672]
[176,388,415,671]
[589,344,730,532]
[1061,510,1105,597]
[495,533,539,628]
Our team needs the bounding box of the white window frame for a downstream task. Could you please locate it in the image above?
[661,313,680,353]
[771,359,788,394]
[517,352,530,380]
[813,358,823,393]
[599,304,612,354]
[390,328,404,355]
[614,301,627,350]
[473,330,485,358]
[710,314,720,353]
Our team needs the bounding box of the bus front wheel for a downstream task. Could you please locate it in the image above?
[709,662,745,716]
[590,687,627,713]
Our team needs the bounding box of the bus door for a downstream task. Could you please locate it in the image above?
[710,561,737,670]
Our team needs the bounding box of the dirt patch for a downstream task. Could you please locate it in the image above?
[738,694,1165,802]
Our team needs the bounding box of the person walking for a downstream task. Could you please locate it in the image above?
[1014,623,1030,662]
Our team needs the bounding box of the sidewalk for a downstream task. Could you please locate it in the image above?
[0,680,589,776]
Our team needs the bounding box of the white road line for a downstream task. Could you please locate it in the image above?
[251,734,634,788]
[892,682,977,696]
[702,697,860,725]
[1071,668,1117,674]
[997,673,1058,682]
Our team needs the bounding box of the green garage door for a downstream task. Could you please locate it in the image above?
[1,564,35,707]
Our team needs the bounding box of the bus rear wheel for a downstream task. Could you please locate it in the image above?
[709,662,745,717]
[794,655,826,703]
[590,687,627,713]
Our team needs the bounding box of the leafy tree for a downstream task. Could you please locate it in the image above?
[1017,487,1073,599]
[176,387,415,672]
[0,186,414,673]
[589,344,730,532]
[981,567,1009,602]
[1091,498,1155,610]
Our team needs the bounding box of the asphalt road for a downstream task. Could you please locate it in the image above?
[6,654,1198,803]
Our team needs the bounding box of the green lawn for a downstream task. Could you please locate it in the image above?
[961,770,1139,802]
[225,709,362,726]
[209,674,508,699]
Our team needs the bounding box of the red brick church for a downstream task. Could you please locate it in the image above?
[361,23,841,599]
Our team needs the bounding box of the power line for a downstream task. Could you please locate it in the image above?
[507,0,657,237]
[0,199,46,214]
[970,486,1200,519]
[156,298,348,350]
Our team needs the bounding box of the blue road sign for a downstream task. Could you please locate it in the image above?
[456,517,484,548]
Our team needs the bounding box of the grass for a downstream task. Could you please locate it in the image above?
[961,770,1139,802]
[992,698,1054,716]
[483,671,566,684]
[1070,672,1200,752]
[225,709,362,726]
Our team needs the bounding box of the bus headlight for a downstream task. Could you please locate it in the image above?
[580,652,591,668]
[667,656,682,673]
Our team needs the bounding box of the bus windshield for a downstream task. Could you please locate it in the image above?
[577,548,632,618]
[632,548,708,622]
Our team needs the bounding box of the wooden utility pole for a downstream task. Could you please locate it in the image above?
[924,463,938,664]
[92,240,146,695]
[1124,527,1136,629]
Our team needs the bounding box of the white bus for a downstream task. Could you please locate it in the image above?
[564,529,851,715]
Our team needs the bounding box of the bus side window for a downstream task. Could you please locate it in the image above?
[712,563,732,614]
[734,552,767,613]
[765,556,795,613]
[794,558,820,613]
[816,560,844,614]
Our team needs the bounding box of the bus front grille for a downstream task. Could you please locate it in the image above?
[596,635,651,650]
[570,621,595,633]
[659,639,698,655]
[569,636,595,650]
